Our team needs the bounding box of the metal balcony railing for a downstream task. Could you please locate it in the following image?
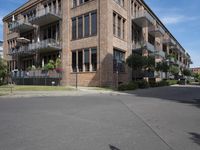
[132,10,155,27]
[163,38,176,46]
[9,18,34,32]
[29,7,62,25]
[9,39,61,55]
[154,50,166,58]
[149,25,165,37]
[132,41,155,53]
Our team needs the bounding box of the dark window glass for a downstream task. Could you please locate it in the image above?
[72,18,77,39]
[84,14,89,37]
[72,51,77,72]
[91,12,97,35]
[78,16,83,38]
[118,16,121,38]
[84,49,90,71]
[123,19,125,39]
[113,49,125,73]
[91,48,97,71]
[148,34,155,45]
[78,51,83,72]
[48,26,52,39]
[113,13,116,35]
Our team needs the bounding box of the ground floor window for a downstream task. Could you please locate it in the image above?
[113,48,125,73]
[72,47,97,72]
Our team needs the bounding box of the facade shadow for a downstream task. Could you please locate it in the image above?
[122,86,200,108]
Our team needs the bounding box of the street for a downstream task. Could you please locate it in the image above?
[0,85,200,150]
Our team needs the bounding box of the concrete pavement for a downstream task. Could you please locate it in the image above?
[0,85,199,150]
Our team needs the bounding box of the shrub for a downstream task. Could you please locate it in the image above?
[118,82,138,91]
[135,80,149,89]
[166,80,178,85]
[157,80,169,87]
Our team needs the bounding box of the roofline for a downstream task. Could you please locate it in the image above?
[140,0,188,55]
[3,0,42,21]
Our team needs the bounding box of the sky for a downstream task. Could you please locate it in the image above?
[0,0,199,67]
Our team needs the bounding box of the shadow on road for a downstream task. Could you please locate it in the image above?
[109,145,121,150]
[189,132,200,146]
[122,86,200,108]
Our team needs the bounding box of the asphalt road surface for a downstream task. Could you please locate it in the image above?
[0,85,199,150]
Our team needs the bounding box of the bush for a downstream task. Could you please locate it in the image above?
[166,80,178,85]
[135,80,149,89]
[157,80,169,87]
[118,82,138,91]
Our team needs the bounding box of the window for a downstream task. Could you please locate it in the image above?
[71,10,97,40]
[78,16,83,38]
[117,16,121,38]
[72,47,97,72]
[113,0,124,7]
[72,18,77,39]
[113,13,116,35]
[73,0,77,7]
[148,34,155,45]
[84,49,90,71]
[84,14,89,37]
[113,49,125,73]
[91,48,97,71]
[72,0,91,7]
[113,12,125,39]
[91,12,97,35]
[78,51,83,72]
[122,19,125,39]
[72,51,77,72]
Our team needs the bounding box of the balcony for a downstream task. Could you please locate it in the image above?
[28,39,61,52]
[149,25,165,37]
[163,38,176,46]
[9,39,61,55]
[170,45,179,52]
[132,10,154,27]
[29,8,62,26]
[132,41,155,53]
[154,50,166,58]
[9,18,34,33]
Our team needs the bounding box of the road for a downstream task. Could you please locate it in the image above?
[0,85,199,150]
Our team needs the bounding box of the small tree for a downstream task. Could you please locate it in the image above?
[144,56,155,71]
[156,62,169,78]
[169,65,180,77]
[0,58,7,85]
[182,69,191,77]
[126,54,145,80]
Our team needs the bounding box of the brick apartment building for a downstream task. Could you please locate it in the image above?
[191,67,200,74]
[3,0,192,86]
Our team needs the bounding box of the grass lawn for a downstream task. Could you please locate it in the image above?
[0,85,74,95]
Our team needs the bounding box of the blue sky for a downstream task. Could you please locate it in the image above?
[0,0,199,67]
